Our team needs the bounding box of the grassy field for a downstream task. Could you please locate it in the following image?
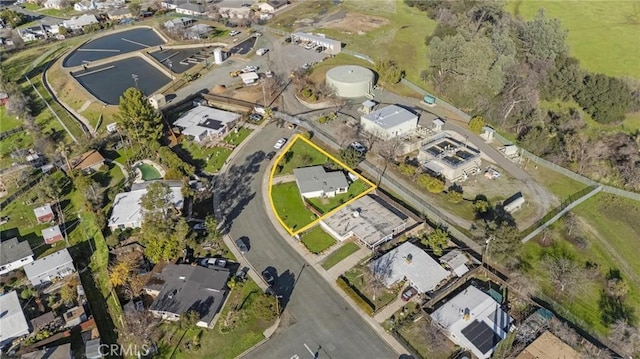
[223,127,252,146]
[270,182,316,231]
[307,180,371,213]
[276,139,332,175]
[525,163,589,200]
[507,1,640,80]
[161,279,271,359]
[521,193,640,336]
[301,226,336,254]
[322,241,360,270]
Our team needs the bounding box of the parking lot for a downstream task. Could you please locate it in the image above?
[149,47,217,74]
[73,57,171,105]
[276,40,329,72]
[63,27,165,67]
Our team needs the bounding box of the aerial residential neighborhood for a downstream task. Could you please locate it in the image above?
[1,0,639,359]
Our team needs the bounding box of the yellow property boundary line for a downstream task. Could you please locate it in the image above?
[268,134,377,236]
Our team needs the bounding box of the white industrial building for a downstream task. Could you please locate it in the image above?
[431,285,514,359]
[173,105,241,143]
[291,32,341,55]
[108,182,184,230]
[320,194,412,249]
[418,133,482,182]
[0,291,30,348]
[370,242,450,293]
[325,65,375,98]
[360,105,419,140]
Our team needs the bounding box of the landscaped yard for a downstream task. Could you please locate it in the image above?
[343,265,400,311]
[179,141,233,173]
[396,314,456,359]
[223,127,252,146]
[301,226,335,254]
[0,106,23,132]
[519,193,640,337]
[158,279,273,359]
[306,179,372,213]
[507,1,640,79]
[322,241,361,270]
[276,139,332,175]
[270,182,316,231]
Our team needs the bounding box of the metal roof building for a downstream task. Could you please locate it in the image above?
[291,32,341,55]
[360,105,418,140]
[370,241,450,293]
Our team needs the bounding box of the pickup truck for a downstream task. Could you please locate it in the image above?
[229,70,241,77]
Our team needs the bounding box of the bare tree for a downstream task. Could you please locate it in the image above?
[608,319,640,357]
[541,254,588,297]
[563,212,579,237]
[367,252,396,301]
[547,318,580,348]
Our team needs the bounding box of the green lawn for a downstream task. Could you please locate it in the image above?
[276,139,332,175]
[520,193,640,337]
[525,163,589,200]
[507,0,640,79]
[223,127,252,146]
[301,226,336,254]
[343,266,400,310]
[22,3,40,10]
[322,241,360,270]
[270,182,316,231]
[179,141,233,173]
[307,180,371,213]
[0,106,24,132]
[163,279,272,359]
[39,7,79,17]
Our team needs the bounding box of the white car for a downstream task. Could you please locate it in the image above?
[265,70,274,78]
[256,48,269,56]
[229,30,241,37]
[242,65,258,73]
[274,138,287,150]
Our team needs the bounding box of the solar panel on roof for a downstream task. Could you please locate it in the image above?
[460,320,502,354]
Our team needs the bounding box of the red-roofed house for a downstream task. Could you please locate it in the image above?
[34,204,54,223]
[42,225,64,244]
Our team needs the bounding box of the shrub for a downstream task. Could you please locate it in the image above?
[399,162,418,177]
[468,115,485,133]
[337,276,375,315]
[301,88,313,98]
[447,190,463,203]
[417,174,445,193]
[317,116,328,123]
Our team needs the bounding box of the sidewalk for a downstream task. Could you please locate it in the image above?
[326,247,370,279]
[260,163,409,356]
[373,295,414,324]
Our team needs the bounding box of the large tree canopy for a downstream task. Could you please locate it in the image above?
[517,9,568,65]
[115,87,163,144]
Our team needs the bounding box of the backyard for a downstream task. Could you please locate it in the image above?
[306,179,372,213]
[223,127,253,146]
[322,241,361,270]
[519,193,640,337]
[157,279,273,359]
[275,138,333,175]
[270,182,316,231]
[396,312,455,359]
[179,141,233,173]
[301,226,336,254]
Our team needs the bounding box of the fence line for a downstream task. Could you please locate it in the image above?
[25,75,78,143]
[399,79,472,123]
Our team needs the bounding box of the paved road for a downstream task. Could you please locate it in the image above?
[9,5,67,26]
[216,124,398,359]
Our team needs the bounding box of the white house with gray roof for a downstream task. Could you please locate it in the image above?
[176,2,205,16]
[0,238,34,275]
[0,291,30,348]
[360,104,418,140]
[370,241,449,293]
[173,105,241,143]
[293,166,349,199]
[23,249,75,287]
[108,182,184,231]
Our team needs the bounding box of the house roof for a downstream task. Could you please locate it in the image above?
[21,343,71,359]
[33,204,53,219]
[239,72,259,83]
[431,285,513,359]
[0,291,30,346]
[29,311,56,331]
[70,150,104,171]
[108,184,184,228]
[63,14,98,28]
[23,248,74,282]
[164,17,193,27]
[64,306,86,323]
[516,331,580,359]
[173,106,240,137]
[293,166,349,195]
[1,238,33,266]
[108,7,132,16]
[177,2,204,12]
[148,264,229,325]
[370,242,449,293]
[42,225,63,243]
[85,339,102,359]
[439,249,469,277]
[321,194,409,247]
[361,104,418,130]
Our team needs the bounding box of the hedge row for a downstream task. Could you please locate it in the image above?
[337,276,375,316]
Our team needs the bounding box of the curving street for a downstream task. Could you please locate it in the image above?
[215,124,398,359]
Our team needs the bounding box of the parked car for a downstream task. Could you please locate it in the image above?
[262,269,275,287]
[274,138,287,149]
[265,70,274,78]
[304,42,315,50]
[315,46,325,53]
[236,267,249,281]
[252,32,262,37]
[302,62,311,70]
[249,113,262,122]
[235,238,248,253]
[229,30,241,36]
[350,141,367,154]
[401,286,418,301]
[242,65,258,73]
[256,48,269,56]
[265,151,276,160]
[200,258,227,269]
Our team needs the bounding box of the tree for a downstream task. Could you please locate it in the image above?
[607,278,629,299]
[5,91,31,119]
[399,162,419,179]
[541,253,587,296]
[574,73,633,124]
[417,173,445,193]
[109,260,133,287]
[21,287,35,299]
[204,215,220,241]
[128,1,142,16]
[446,190,463,204]
[115,88,163,145]
[608,320,640,357]
[468,115,485,133]
[60,281,78,305]
[0,9,26,28]
[375,59,403,84]
[178,310,200,330]
[339,147,363,168]
[140,182,172,220]
[422,228,449,256]
[517,9,567,65]
[485,223,521,266]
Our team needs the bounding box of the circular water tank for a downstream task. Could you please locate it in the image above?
[325,65,375,98]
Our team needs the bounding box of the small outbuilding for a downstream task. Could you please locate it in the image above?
[34,204,54,223]
[360,104,418,140]
[291,32,341,55]
[42,225,64,244]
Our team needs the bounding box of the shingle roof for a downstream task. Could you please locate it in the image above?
[293,166,349,195]
[0,237,33,266]
[70,150,104,170]
[108,184,184,229]
[178,2,204,12]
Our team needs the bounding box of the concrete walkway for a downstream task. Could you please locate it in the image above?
[326,247,370,279]
[271,174,295,184]
[374,295,414,324]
